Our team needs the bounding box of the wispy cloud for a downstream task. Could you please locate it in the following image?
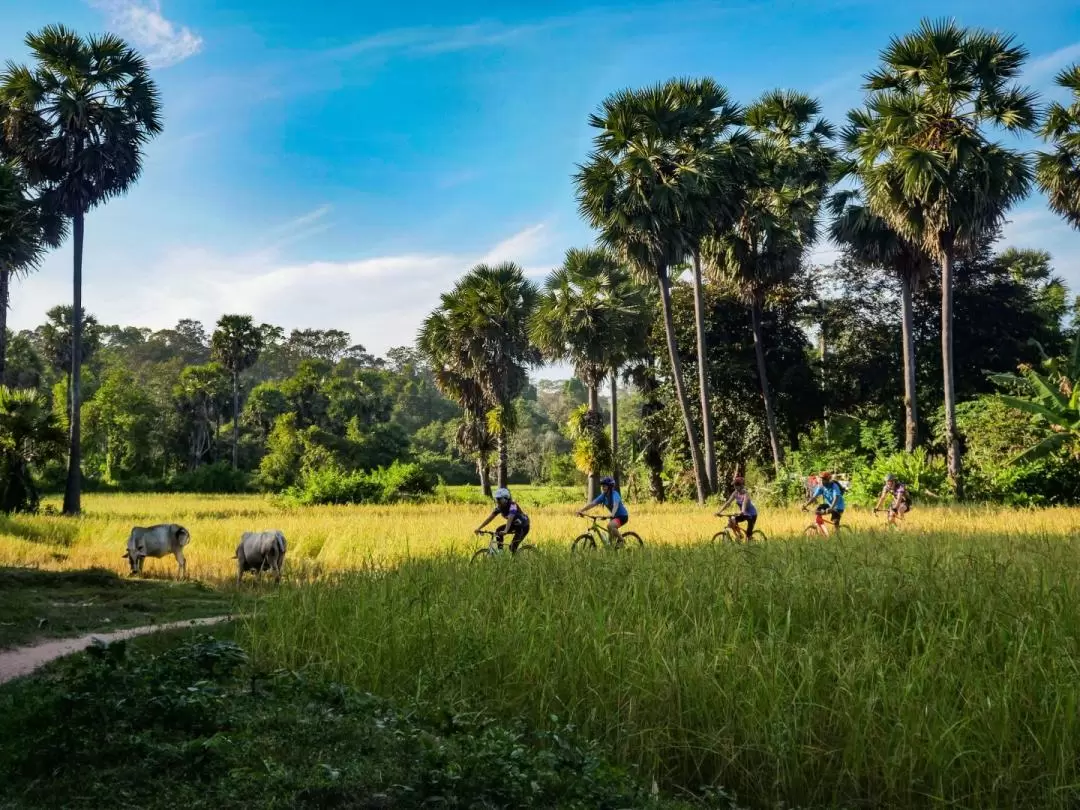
[480,224,548,265]
[1025,41,1080,84]
[324,20,550,61]
[88,0,203,68]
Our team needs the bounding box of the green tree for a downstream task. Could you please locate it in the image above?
[83,365,155,481]
[707,90,835,474]
[576,83,716,503]
[210,315,263,469]
[828,187,930,451]
[174,363,230,471]
[532,246,647,497]
[0,161,66,380]
[0,25,162,514]
[35,305,100,422]
[1037,64,1080,229]
[0,386,65,512]
[418,263,539,490]
[848,19,1037,495]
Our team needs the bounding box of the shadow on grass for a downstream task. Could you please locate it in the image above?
[0,566,241,650]
[0,515,80,546]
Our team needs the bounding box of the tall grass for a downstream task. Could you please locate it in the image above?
[246,534,1080,808]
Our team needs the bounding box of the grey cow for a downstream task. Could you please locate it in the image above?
[235,530,287,584]
[123,524,191,579]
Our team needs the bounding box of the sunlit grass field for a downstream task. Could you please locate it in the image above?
[6,493,1080,806]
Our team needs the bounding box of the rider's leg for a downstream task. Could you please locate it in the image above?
[745,515,757,541]
[608,517,624,546]
[494,526,506,550]
[510,520,529,552]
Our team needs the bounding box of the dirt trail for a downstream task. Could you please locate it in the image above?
[0,616,233,685]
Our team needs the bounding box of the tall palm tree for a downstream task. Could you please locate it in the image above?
[1037,64,1080,229]
[848,19,1037,496]
[0,160,66,381]
[707,90,835,474]
[418,262,540,490]
[828,186,930,451]
[669,78,749,495]
[531,246,648,498]
[210,315,264,470]
[0,25,162,515]
[576,83,716,504]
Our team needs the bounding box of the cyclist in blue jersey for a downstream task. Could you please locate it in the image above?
[802,470,846,530]
[578,476,629,547]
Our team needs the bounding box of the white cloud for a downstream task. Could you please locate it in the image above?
[89,0,203,68]
[1025,41,1080,84]
[480,224,548,265]
[9,224,554,358]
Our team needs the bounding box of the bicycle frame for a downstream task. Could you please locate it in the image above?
[582,514,617,547]
[717,513,747,540]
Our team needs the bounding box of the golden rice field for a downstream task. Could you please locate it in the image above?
[2,491,1078,580]
[8,493,1080,807]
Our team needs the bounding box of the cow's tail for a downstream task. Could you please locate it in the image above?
[275,532,286,557]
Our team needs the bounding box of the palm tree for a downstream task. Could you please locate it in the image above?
[0,385,66,513]
[1037,64,1080,229]
[0,25,162,515]
[707,90,835,474]
[828,186,931,451]
[419,262,540,490]
[532,246,648,498]
[670,78,749,495]
[576,83,717,504]
[848,19,1037,496]
[210,315,264,470]
[0,161,66,382]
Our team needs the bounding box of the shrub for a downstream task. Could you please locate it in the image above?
[370,460,438,502]
[289,467,383,506]
[167,461,250,493]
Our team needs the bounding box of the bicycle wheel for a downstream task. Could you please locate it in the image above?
[746,531,767,543]
[513,543,538,556]
[710,530,732,544]
[617,531,644,549]
[471,548,492,563]
[803,524,824,538]
[571,533,597,552]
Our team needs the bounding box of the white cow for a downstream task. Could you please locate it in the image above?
[123,524,191,579]
[235,530,287,584]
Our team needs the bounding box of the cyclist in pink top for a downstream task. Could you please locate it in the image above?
[716,476,758,540]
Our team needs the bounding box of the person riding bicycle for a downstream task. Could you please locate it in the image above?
[716,476,757,540]
[475,487,530,552]
[578,476,628,547]
[802,471,846,531]
[874,474,911,525]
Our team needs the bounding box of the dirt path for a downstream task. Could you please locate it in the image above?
[0,616,234,685]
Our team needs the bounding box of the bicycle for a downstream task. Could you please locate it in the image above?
[711,513,767,544]
[873,506,905,531]
[803,508,852,538]
[471,529,537,562]
[571,515,644,552]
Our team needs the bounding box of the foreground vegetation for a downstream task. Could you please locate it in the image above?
[0,629,692,809]
[244,528,1080,809]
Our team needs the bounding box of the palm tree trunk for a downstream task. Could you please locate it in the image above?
[691,251,716,494]
[609,369,619,486]
[0,263,9,386]
[232,372,240,470]
[750,299,784,474]
[62,211,84,516]
[497,427,508,489]
[656,269,708,505]
[941,249,962,497]
[900,273,919,452]
[478,460,491,497]
[587,384,600,501]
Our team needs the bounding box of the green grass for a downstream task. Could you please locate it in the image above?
[0,629,697,809]
[0,567,239,648]
[244,533,1080,809]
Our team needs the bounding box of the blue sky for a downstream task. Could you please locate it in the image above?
[3,0,1080,374]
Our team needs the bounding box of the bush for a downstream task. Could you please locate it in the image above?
[167,461,250,493]
[289,466,383,505]
[370,460,438,502]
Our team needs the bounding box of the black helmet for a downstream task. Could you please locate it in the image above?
[600,476,616,487]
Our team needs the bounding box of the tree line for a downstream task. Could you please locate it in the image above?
[2,19,1080,511]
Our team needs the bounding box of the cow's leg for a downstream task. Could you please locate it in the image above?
[175,548,186,580]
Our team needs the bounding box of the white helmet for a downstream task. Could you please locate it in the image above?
[494,487,511,501]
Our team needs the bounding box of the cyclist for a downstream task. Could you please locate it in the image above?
[874,474,911,526]
[802,471,846,534]
[475,487,530,552]
[716,475,757,540]
[578,476,629,547]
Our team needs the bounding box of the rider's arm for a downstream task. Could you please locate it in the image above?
[874,490,887,511]
[476,509,497,532]
[609,490,625,518]
[716,494,734,515]
[577,499,598,517]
